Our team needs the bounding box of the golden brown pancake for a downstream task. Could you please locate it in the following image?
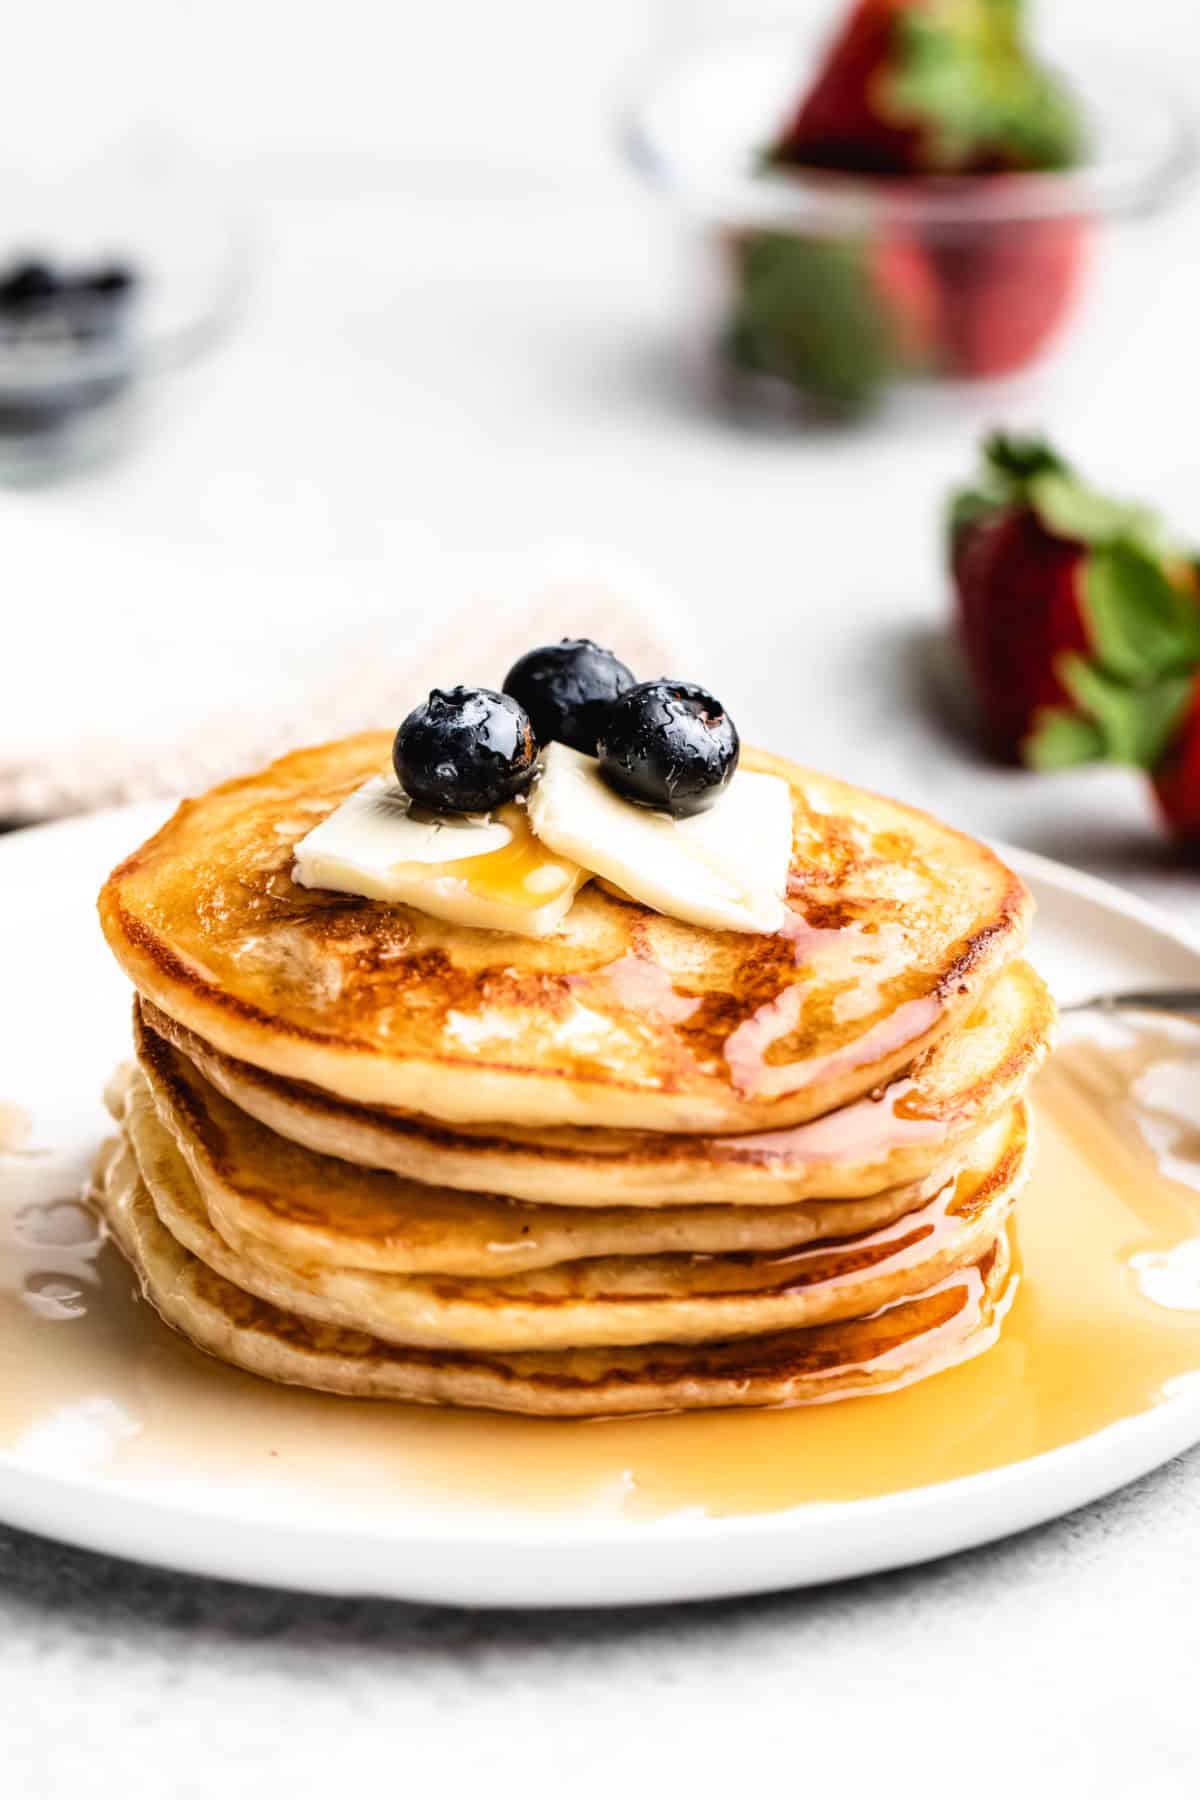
[141,958,1053,1207]
[98,735,1031,1133]
[116,1063,1027,1352]
[133,1018,963,1276]
[92,1134,1015,1416]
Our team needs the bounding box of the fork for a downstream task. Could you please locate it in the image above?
[1060,989,1200,1016]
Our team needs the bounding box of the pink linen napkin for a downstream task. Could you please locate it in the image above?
[3,547,690,823]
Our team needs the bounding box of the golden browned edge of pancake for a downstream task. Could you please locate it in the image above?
[133,1016,966,1277]
[117,1059,1029,1353]
[91,1134,1016,1417]
[137,959,1054,1208]
[97,735,1034,1134]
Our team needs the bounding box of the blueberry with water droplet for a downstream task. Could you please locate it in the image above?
[597,680,739,818]
[394,686,538,814]
[503,639,635,755]
[0,261,59,315]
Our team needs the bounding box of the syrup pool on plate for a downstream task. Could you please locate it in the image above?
[2,1009,1200,1521]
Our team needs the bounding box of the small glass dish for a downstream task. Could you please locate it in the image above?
[0,139,248,480]
[623,29,1198,419]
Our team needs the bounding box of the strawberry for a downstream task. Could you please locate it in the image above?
[950,434,1199,766]
[768,0,1082,179]
[952,485,1088,759]
[724,224,941,412]
[928,214,1090,378]
[769,0,923,177]
[1026,578,1200,847]
[952,432,1200,841]
[871,227,943,362]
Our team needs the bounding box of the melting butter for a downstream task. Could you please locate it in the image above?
[529,742,792,934]
[293,748,794,941]
[292,778,585,936]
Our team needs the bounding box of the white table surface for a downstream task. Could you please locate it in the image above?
[3,1,1200,1792]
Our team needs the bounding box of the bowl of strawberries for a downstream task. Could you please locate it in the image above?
[626,0,1196,417]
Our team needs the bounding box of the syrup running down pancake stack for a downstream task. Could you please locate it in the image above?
[95,717,1054,1416]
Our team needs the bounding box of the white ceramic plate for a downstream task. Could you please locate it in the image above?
[1,803,1199,1609]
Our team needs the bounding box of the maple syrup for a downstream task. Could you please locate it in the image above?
[1,1009,1199,1525]
[408,804,576,908]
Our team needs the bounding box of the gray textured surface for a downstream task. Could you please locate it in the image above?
[4,1445,1200,1796]
[5,2,1200,1790]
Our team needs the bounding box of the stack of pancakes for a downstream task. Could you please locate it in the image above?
[95,735,1054,1416]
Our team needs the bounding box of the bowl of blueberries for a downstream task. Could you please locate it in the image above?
[0,141,247,478]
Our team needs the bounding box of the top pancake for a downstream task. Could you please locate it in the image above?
[98,733,1031,1133]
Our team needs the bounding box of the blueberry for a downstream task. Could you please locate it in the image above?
[393,686,538,814]
[503,638,635,755]
[597,681,739,818]
[79,263,136,301]
[0,261,59,315]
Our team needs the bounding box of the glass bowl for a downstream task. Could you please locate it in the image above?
[0,138,249,479]
[623,29,1198,418]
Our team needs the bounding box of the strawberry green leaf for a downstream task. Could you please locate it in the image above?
[1029,472,1170,560]
[1083,543,1200,683]
[983,432,1070,486]
[1055,653,1196,768]
[1024,706,1105,770]
[958,431,1179,562]
[885,0,1083,173]
[950,433,1070,534]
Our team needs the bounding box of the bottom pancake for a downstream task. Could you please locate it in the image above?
[92,1135,1015,1417]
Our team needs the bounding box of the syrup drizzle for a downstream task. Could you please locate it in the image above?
[725,986,940,1099]
[1,1010,1199,1523]
[576,953,702,1025]
[410,804,576,906]
[724,909,941,1099]
[721,1076,946,1163]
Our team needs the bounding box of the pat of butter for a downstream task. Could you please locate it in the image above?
[292,776,587,937]
[528,743,791,935]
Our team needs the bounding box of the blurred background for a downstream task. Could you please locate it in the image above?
[4,0,1199,912]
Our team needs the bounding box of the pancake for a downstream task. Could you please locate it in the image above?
[98,734,1031,1133]
[92,1134,1016,1416]
[141,958,1053,1207]
[116,1064,1027,1351]
[133,1018,964,1276]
